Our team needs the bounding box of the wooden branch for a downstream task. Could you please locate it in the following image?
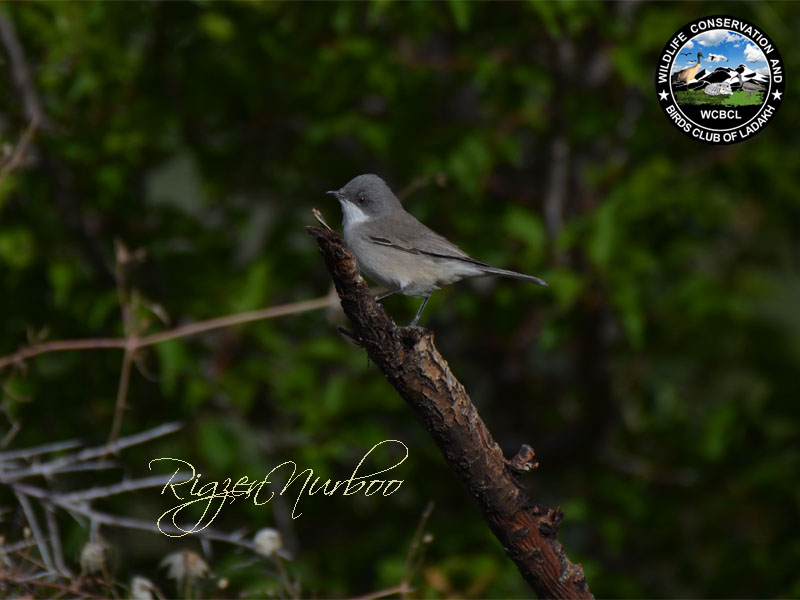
[306,225,592,599]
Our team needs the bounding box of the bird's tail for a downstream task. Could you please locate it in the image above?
[479,266,548,286]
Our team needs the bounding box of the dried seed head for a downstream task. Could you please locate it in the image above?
[253,528,283,558]
[130,576,157,599]
[80,541,107,574]
[160,551,210,585]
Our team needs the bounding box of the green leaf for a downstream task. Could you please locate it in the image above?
[199,12,235,42]
[0,227,35,269]
[448,0,471,32]
[47,261,76,307]
[154,339,188,396]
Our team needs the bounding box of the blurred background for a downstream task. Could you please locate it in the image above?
[1,1,799,598]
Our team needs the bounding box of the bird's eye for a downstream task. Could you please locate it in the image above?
[357,194,368,205]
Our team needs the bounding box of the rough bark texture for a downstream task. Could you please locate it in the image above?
[307,225,592,599]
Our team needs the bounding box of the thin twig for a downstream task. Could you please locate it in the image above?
[137,296,335,346]
[0,422,181,483]
[0,338,129,369]
[56,474,175,504]
[396,172,447,201]
[274,555,300,599]
[312,207,333,231]
[0,15,49,128]
[44,504,71,577]
[0,570,110,600]
[6,570,61,583]
[107,240,139,443]
[107,345,134,443]
[0,295,336,371]
[10,480,258,551]
[0,398,24,447]
[50,421,182,471]
[350,583,412,600]
[401,501,434,599]
[14,489,54,572]
[1,419,251,552]
[84,421,182,457]
[0,438,82,462]
[0,118,37,186]
[0,538,37,554]
[7,460,120,481]
[43,494,255,550]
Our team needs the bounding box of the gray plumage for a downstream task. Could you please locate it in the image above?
[327,174,547,326]
[737,72,766,97]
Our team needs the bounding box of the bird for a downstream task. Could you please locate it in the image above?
[327,174,547,327]
[672,52,704,84]
[737,71,766,96]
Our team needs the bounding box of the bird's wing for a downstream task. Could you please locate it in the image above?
[362,213,490,268]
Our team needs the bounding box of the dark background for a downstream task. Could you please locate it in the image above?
[1,2,799,597]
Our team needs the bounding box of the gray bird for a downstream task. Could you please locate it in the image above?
[737,71,766,96]
[327,174,547,327]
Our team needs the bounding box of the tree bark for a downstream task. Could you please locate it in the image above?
[307,225,592,599]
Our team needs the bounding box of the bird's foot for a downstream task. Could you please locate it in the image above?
[337,327,363,346]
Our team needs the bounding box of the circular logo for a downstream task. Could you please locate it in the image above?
[656,15,784,144]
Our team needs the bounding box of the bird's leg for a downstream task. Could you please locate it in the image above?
[375,289,399,301]
[407,294,431,327]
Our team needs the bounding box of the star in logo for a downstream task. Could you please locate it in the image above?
[772,89,783,101]
[658,90,669,101]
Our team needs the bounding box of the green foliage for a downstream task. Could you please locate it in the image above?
[1,1,799,598]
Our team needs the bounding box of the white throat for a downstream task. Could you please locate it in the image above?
[340,200,371,230]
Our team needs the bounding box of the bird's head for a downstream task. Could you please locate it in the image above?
[327,174,403,225]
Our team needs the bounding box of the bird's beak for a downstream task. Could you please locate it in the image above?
[326,190,345,201]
